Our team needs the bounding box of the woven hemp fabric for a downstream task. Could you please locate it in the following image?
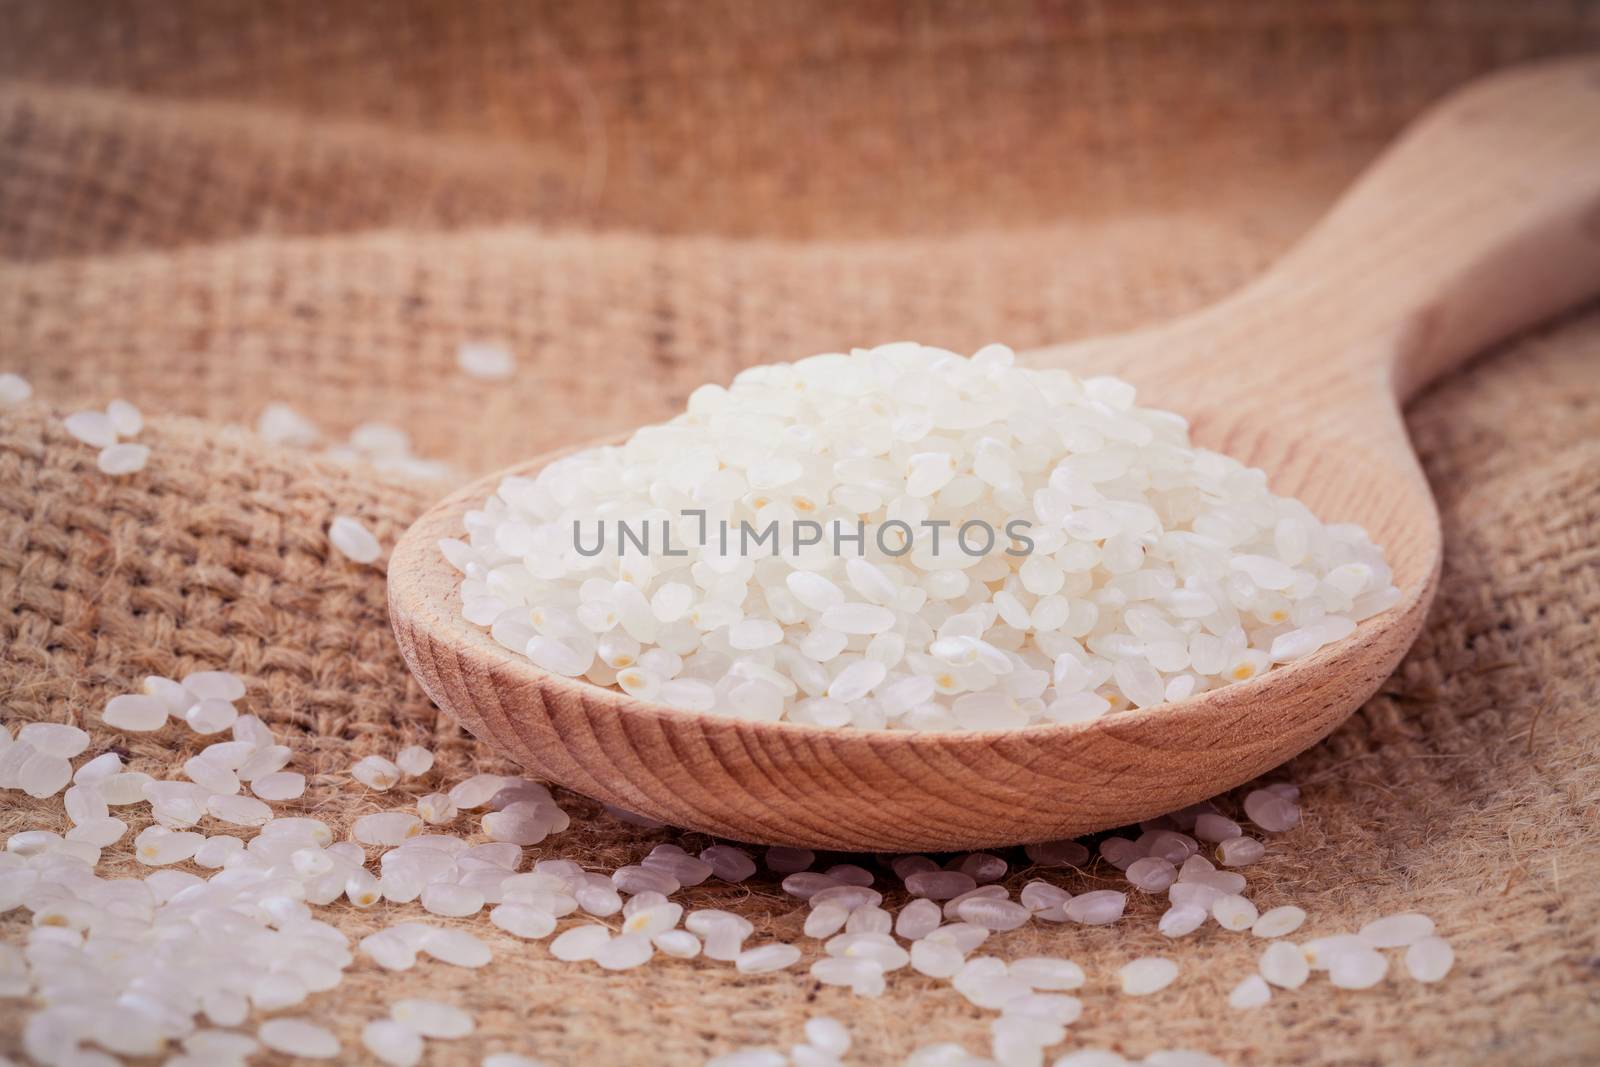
[2,3,1599,1063]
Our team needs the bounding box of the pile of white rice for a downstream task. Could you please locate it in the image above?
[447,342,1397,729]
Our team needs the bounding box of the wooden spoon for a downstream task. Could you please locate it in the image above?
[391,59,1600,851]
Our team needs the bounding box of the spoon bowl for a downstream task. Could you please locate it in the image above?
[391,59,1600,850]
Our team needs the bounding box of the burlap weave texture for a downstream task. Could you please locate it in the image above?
[2,3,1599,1064]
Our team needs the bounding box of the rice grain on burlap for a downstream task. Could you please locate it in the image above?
[3,3,1600,1065]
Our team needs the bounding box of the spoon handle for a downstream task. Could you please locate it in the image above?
[1244,57,1600,403]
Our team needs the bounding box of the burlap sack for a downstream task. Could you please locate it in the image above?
[3,4,1598,1064]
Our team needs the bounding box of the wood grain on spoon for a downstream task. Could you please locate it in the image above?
[390,58,1600,850]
